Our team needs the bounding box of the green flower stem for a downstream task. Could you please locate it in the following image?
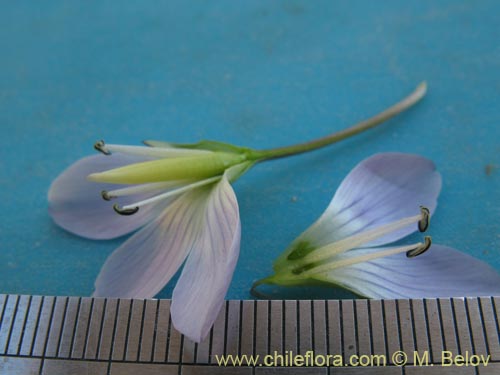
[249,82,427,161]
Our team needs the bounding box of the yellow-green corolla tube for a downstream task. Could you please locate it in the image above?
[88,152,246,184]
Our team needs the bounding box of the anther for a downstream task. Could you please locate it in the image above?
[94,140,111,155]
[406,236,432,258]
[113,204,139,216]
[418,206,430,232]
[101,190,112,201]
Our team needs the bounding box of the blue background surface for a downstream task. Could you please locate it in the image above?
[0,1,498,299]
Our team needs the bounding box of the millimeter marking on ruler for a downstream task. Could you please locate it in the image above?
[0,294,499,374]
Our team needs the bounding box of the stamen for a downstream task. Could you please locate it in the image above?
[418,206,430,232]
[101,190,111,201]
[100,181,184,201]
[300,209,430,266]
[94,140,111,155]
[104,144,212,158]
[406,236,432,257]
[298,240,431,276]
[113,204,139,216]
[119,176,221,211]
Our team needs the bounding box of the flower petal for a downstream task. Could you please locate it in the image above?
[48,154,171,239]
[93,187,211,298]
[170,175,240,343]
[283,153,442,261]
[315,245,500,298]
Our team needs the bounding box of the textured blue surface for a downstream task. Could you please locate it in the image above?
[0,1,498,299]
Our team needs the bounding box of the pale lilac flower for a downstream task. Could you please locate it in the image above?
[49,142,252,342]
[256,153,500,298]
[48,83,432,341]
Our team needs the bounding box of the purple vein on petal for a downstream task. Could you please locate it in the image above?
[93,189,208,298]
[316,245,500,299]
[296,153,442,250]
[170,176,241,343]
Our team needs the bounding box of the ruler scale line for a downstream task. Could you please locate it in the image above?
[58,297,80,358]
[139,299,156,362]
[240,300,255,359]
[125,299,144,361]
[207,301,225,363]
[464,298,485,358]
[37,295,56,374]
[440,298,460,356]
[181,334,195,364]
[368,300,388,355]
[148,299,160,363]
[7,294,30,356]
[0,295,7,334]
[121,298,135,362]
[367,298,375,357]
[97,298,117,361]
[268,300,282,356]
[94,298,108,360]
[16,295,33,355]
[152,299,170,363]
[424,299,442,363]
[225,300,240,357]
[238,300,244,357]
[356,300,371,357]
[223,301,230,358]
[379,298,390,361]
[86,297,106,360]
[166,300,175,363]
[136,299,148,362]
[382,300,396,363]
[67,297,82,358]
[11,295,30,355]
[71,297,93,359]
[0,294,19,355]
[254,300,267,363]
[195,316,211,364]
[20,295,42,357]
[341,300,356,361]
[54,296,69,358]
[312,300,327,356]
[479,297,500,361]
[296,300,301,355]
[411,299,429,359]
[328,300,342,358]
[452,298,473,355]
[177,330,185,375]
[409,298,420,366]
[493,297,500,348]
[397,299,415,364]
[353,298,360,359]
[283,300,296,354]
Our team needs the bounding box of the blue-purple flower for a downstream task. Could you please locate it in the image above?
[48,83,439,342]
[49,142,252,342]
[255,153,500,298]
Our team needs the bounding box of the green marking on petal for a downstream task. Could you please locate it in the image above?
[286,240,316,260]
